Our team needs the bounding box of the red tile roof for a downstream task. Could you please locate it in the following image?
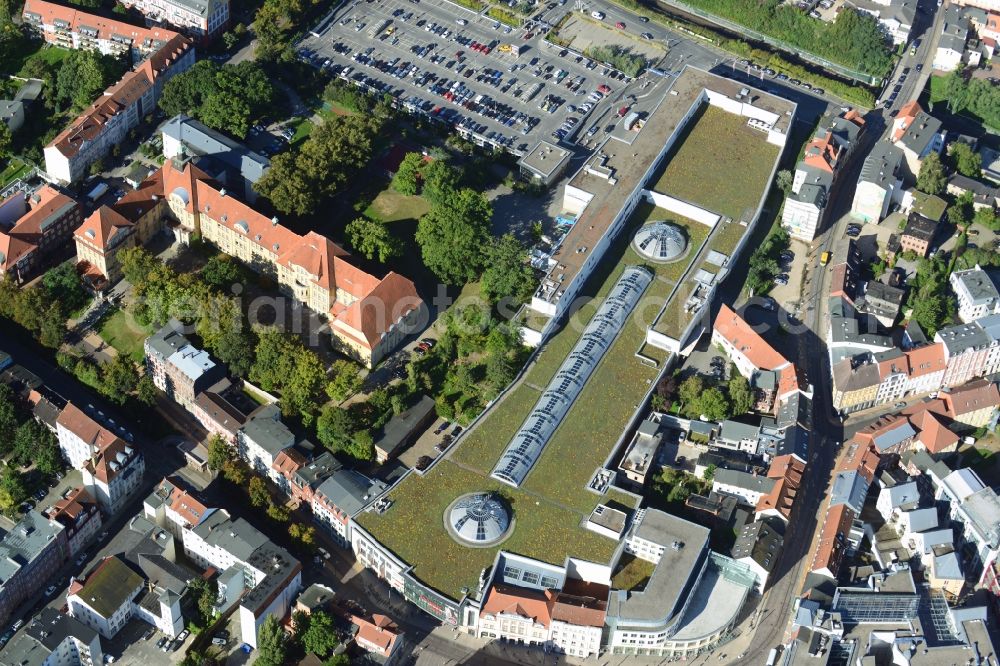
[714,304,791,372]
[481,584,553,626]
[892,102,922,143]
[756,454,805,520]
[83,436,135,484]
[57,402,121,451]
[23,0,181,45]
[941,379,1000,417]
[810,504,855,578]
[48,486,96,524]
[550,592,607,627]
[911,410,960,454]
[353,614,401,656]
[837,439,880,484]
[904,343,946,378]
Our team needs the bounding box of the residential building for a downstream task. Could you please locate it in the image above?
[809,504,856,580]
[118,0,229,42]
[180,509,301,647]
[755,454,806,523]
[898,212,937,258]
[855,281,904,329]
[940,379,1000,429]
[712,304,806,414]
[928,547,965,597]
[947,173,999,209]
[951,265,1000,322]
[145,320,224,410]
[372,395,436,463]
[310,469,387,548]
[0,608,103,666]
[24,0,196,184]
[831,357,882,413]
[732,518,784,591]
[46,487,102,559]
[712,469,776,507]
[55,401,134,474]
[781,109,864,241]
[0,185,81,283]
[891,102,946,181]
[238,404,294,477]
[0,512,67,627]
[143,476,213,543]
[67,556,145,638]
[68,427,144,517]
[851,141,904,223]
[75,160,425,366]
[936,323,996,388]
[352,614,404,661]
[160,114,267,202]
[189,378,253,444]
[618,416,664,489]
[876,480,919,524]
[846,0,915,43]
[935,4,971,71]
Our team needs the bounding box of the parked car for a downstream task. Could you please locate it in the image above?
[44,585,58,597]
[156,638,168,650]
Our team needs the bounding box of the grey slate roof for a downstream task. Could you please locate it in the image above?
[952,267,1000,306]
[0,608,98,666]
[961,487,1000,548]
[904,507,938,533]
[162,115,269,182]
[936,322,992,354]
[830,471,869,513]
[373,395,436,459]
[718,420,761,443]
[902,212,937,243]
[859,141,903,190]
[884,481,919,508]
[0,511,63,585]
[241,404,294,457]
[314,469,387,517]
[714,469,777,495]
[897,112,943,156]
[933,549,963,580]
[731,518,783,574]
[192,512,269,562]
[872,420,917,451]
[609,510,710,627]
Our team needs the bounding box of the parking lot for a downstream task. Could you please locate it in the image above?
[298,0,637,152]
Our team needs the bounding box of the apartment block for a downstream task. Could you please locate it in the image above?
[0,185,81,283]
[0,512,67,627]
[119,0,229,42]
[144,320,224,410]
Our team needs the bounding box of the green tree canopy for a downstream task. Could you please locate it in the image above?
[255,615,287,666]
[917,151,947,196]
[301,610,338,657]
[159,61,275,138]
[392,152,424,195]
[415,188,492,285]
[481,234,537,307]
[727,373,754,416]
[42,262,88,316]
[345,216,403,263]
[950,141,982,178]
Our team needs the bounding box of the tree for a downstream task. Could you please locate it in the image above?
[206,434,233,471]
[950,141,982,178]
[38,303,66,349]
[415,188,492,285]
[727,374,754,416]
[947,191,974,230]
[481,234,537,306]
[420,159,461,206]
[248,477,270,507]
[207,322,255,378]
[54,50,125,112]
[11,420,51,468]
[101,354,140,404]
[911,295,947,336]
[201,255,244,290]
[696,387,730,421]
[188,578,218,625]
[678,375,704,412]
[775,169,793,195]
[250,329,329,419]
[916,152,947,195]
[345,217,403,263]
[940,71,971,115]
[42,262,87,315]
[0,464,27,514]
[136,374,157,406]
[485,350,517,396]
[392,152,424,195]
[0,123,11,159]
[255,615,287,666]
[222,458,249,485]
[974,206,1000,232]
[255,115,378,215]
[0,385,23,448]
[703,464,717,482]
[316,405,355,451]
[326,360,363,402]
[36,431,63,478]
[266,501,290,522]
[301,610,338,657]
[159,61,275,139]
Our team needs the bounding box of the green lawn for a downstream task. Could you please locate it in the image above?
[0,158,32,189]
[364,188,431,223]
[98,308,150,362]
[18,45,71,73]
[652,105,780,221]
[355,461,618,600]
[611,554,656,591]
[451,383,542,472]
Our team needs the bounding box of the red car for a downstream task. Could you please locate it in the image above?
[615,21,625,28]
[598,84,611,94]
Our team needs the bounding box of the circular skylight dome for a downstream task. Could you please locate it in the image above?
[633,221,688,263]
[446,493,513,547]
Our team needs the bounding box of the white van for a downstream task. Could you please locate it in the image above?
[591,10,605,19]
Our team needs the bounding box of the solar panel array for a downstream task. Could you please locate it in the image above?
[490,266,653,487]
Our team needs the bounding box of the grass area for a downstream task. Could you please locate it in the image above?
[355,460,618,600]
[652,105,780,221]
[451,383,542,472]
[97,308,150,362]
[288,106,350,147]
[611,554,656,591]
[0,158,32,189]
[18,45,71,74]
[364,188,431,223]
[654,282,694,340]
[604,487,640,509]
[911,192,947,222]
[518,308,551,334]
[704,218,750,258]
[929,74,947,105]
